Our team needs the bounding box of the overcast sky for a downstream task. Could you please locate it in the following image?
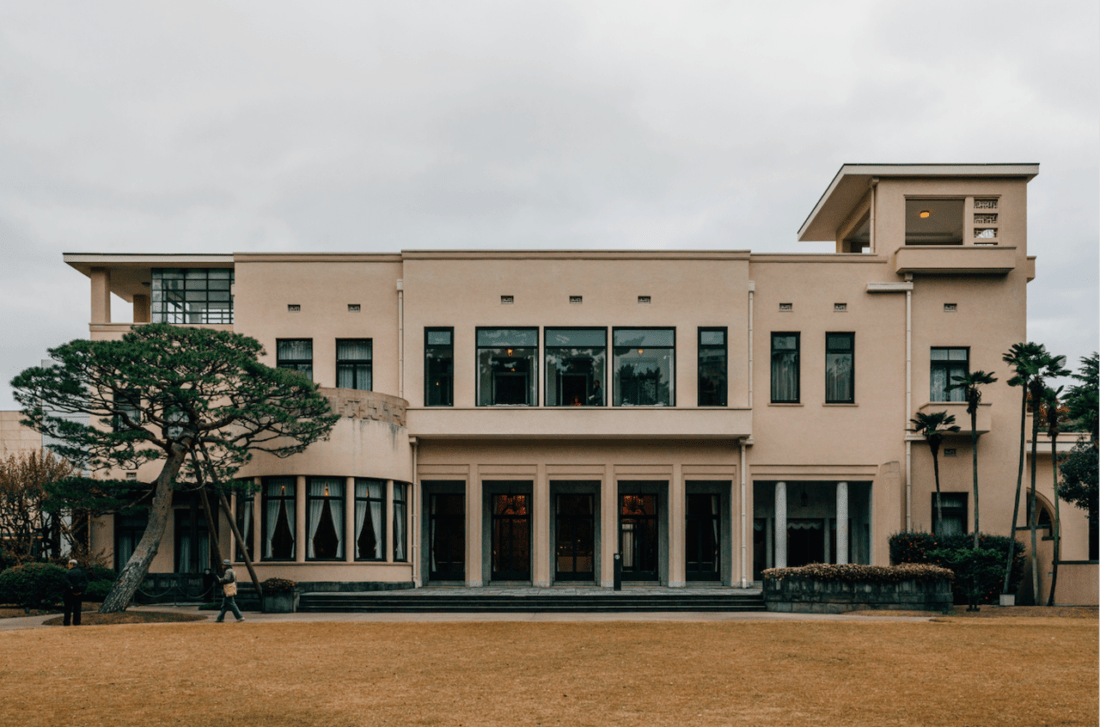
[1,1,1097,409]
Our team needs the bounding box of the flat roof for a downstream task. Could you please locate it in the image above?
[797,163,1039,242]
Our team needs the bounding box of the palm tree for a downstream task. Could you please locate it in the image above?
[1001,342,1045,595]
[910,411,961,535]
[1042,386,1065,606]
[946,370,997,549]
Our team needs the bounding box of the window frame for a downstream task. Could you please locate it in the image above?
[697,327,728,407]
[112,389,142,433]
[544,326,608,407]
[393,483,409,562]
[930,346,969,403]
[424,327,454,407]
[336,338,373,391]
[151,267,235,325]
[114,510,148,572]
[276,339,314,382]
[825,332,855,404]
[770,332,801,404]
[262,477,297,561]
[475,327,539,407]
[612,327,676,407]
[353,479,387,562]
[173,508,210,574]
[305,477,345,561]
[232,485,255,563]
[931,492,968,536]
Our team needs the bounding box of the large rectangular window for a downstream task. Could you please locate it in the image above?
[931,347,968,402]
[354,479,385,561]
[114,511,147,571]
[613,328,675,407]
[698,328,727,406]
[770,333,800,403]
[932,493,968,536]
[336,339,372,391]
[477,328,538,406]
[263,477,296,561]
[174,509,209,574]
[393,483,408,562]
[825,333,855,403]
[306,478,344,560]
[545,328,606,406]
[277,339,313,381]
[425,328,454,407]
[151,268,234,324]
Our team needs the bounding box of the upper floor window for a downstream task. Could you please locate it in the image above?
[151,268,234,324]
[825,333,854,404]
[477,328,538,406]
[112,389,142,433]
[771,333,800,403]
[277,339,313,381]
[698,328,727,407]
[931,347,968,402]
[425,328,454,407]
[613,328,674,407]
[336,339,372,391]
[906,199,963,246]
[546,328,606,407]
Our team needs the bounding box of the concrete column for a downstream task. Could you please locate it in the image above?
[295,476,306,563]
[533,463,550,587]
[600,468,616,587]
[385,480,395,562]
[90,267,111,324]
[345,477,355,562]
[466,471,482,587]
[774,481,787,569]
[252,477,262,560]
[132,294,151,323]
[669,464,685,587]
[836,481,849,565]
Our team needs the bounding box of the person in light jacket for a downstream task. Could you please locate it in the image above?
[214,559,245,623]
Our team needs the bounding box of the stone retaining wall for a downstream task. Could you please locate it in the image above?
[764,576,953,613]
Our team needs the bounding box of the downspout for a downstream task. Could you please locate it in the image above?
[740,438,749,588]
[397,279,404,399]
[869,177,878,253]
[905,273,913,530]
[747,281,754,409]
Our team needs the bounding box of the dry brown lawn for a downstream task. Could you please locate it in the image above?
[0,618,1095,727]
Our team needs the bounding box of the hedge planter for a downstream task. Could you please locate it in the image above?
[762,564,954,614]
[262,591,299,613]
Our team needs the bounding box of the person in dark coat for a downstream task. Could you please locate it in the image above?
[63,559,88,626]
[215,559,245,623]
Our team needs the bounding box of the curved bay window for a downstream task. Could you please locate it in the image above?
[545,328,606,406]
[263,477,296,560]
[307,478,345,560]
[613,328,674,407]
[355,479,385,561]
[477,328,538,406]
[393,483,408,562]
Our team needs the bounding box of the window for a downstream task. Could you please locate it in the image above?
[425,328,454,407]
[698,328,727,407]
[931,347,968,402]
[277,339,313,381]
[174,509,209,573]
[932,493,967,536]
[354,479,385,561]
[545,328,606,407]
[613,328,674,407]
[771,333,800,403]
[905,199,963,245]
[112,390,142,433]
[233,486,254,563]
[114,510,147,571]
[825,333,854,403]
[336,339,372,391]
[477,328,538,406]
[393,483,408,562]
[307,478,344,560]
[263,477,296,560]
[151,268,234,324]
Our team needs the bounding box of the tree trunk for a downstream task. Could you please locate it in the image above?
[932,448,943,536]
[99,447,187,613]
[971,409,980,550]
[1003,389,1027,594]
[1047,434,1061,606]
[218,492,263,598]
[1029,406,1041,604]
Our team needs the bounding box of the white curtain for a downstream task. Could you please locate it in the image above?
[355,481,384,559]
[265,497,280,558]
[177,533,190,573]
[393,485,407,561]
[237,496,252,561]
[307,480,327,558]
[771,345,798,402]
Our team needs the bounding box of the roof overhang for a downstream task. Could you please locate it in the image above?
[63,253,234,303]
[797,163,1040,242]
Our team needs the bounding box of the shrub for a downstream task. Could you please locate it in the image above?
[0,546,18,573]
[84,580,115,602]
[261,578,297,594]
[86,565,117,583]
[762,563,953,585]
[888,531,1025,604]
[0,562,68,609]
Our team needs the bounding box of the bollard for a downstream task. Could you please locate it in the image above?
[613,553,622,591]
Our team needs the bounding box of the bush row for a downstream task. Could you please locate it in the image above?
[0,562,117,609]
[761,563,954,584]
[888,531,1025,605]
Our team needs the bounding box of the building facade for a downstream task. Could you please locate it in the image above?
[56,164,1098,600]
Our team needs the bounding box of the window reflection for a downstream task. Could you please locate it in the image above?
[546,328,606,406]
[477,329,538,406]
[613,329,674,406]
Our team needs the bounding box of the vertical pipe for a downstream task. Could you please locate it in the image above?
[396,279,404,400]
[747,282,755,409]
[905,277,913,531]
[739,439,747,588]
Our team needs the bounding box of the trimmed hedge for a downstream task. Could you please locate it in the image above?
[762,563,953,585]
[889,531,1025,604]
[85,580,114,602]
[0,563,68,609]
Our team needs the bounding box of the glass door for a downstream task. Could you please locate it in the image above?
[685,494,720,581]
[555,494,595,581]
[619,494,658,581]
[491,494,531,581]
[429,494,465,581]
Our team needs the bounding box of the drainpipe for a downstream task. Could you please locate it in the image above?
[869,177,878,254]
[397,279,404,400]
[747,281,755,409]
[739,438,749,588]
[905,273,913,530]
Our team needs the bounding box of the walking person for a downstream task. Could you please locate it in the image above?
[63,559,88,626]
[215,559,245,623]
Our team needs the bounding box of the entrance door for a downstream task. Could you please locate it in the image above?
[555,494,595,581]
[620,494,658,581]
[685,493,720,581]
[429,494,465,581]
[491,494,531,581]
[787,519,824,567]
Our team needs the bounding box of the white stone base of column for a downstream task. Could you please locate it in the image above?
[413,578,422,588]
[464,580,483,588]
[601,580,615,588]
[668,581,686,588]
[533,580,551,587]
